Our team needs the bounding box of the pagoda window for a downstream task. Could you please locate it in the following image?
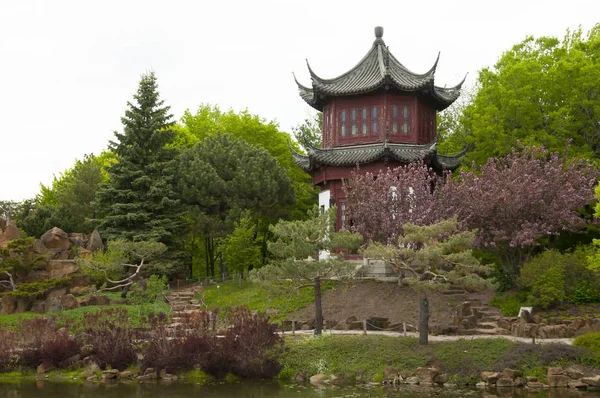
[402,105,410,134]
[340,110,347,137]
[340,202,346,229]
[323,108,328,142]
[351,108,358,136]
[361,108,368,135]
[391,105,399,134]
[371,106,378,135]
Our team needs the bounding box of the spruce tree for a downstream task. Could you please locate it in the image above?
[96,72,180,245]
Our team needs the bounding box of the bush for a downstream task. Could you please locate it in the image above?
[18,318,80,369]
[141,311,214,374]
[0,329,19,371]
[490,292,528,316]
[130,275,167,305]
[80,308,137,370]
[519,247,600,308]
[574,333,600,355]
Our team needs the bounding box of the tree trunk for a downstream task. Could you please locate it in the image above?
[419,293,429,345]
[314,276,323,336]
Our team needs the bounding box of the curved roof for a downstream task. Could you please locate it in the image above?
[295,27,465,111]
[291,139,464,172]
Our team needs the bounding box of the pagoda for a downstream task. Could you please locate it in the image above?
[291,26,466,230]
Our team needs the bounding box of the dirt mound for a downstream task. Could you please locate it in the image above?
[287,280,492,328]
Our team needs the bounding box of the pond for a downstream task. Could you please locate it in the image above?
[0,381,597,398]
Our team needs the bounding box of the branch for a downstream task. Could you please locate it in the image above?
[421,270,448,282]
[98,281,134,292]
[2,271,17,291]
[295,283,315,290]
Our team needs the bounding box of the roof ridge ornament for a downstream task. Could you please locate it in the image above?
[374,26,384,44]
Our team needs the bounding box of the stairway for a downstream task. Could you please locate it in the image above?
[164,286,206,326]
[444,286,510,336]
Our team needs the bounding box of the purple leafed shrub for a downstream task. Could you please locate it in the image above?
[0,328,19,371]
[81,308,137,371]
[18,318,80,369]
[141,311,214,374]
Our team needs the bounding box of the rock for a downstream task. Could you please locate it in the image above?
[568,379,588,389]
[35,227,71,253]
[79,295,110,306]
[31,301,46,314]
[3,223,20,241]
[59,354,80,368]
[527,381,545,389]
[582,375,600,387]
[526,376,538,383]
[144,368,157,376]
[383,366,398,380]
[476,381,487,388]
[310,374,327,385]
[537,324,571,339]
[513,377,525,387]
[457,301,472,318]
[102,369,120,380]
[433,373,448,385]
[61,294,79,310]
[481,371,500,384]
[120,370,136,379]
[86,375,99,382]
[502,368,521,380]
[345,316,357,324]
[86,229,104,252]
[47,260,79,279]
[404,376,419,384]
[137,373,157,381]
[532,314,543,324]
[400,370,414,379]
[548,367,565,376]
[565,364,585,380]
[547,374,570,388]
[496,378,514,387]
[497,318,512,331]
[68,233,88,248]
[347,321,363,330]
[415,367,438,383]
[37,361,55,374]
[1,295,16,315]
[15,296,33,313]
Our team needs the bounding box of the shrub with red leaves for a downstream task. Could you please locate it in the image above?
[80,308,137,371]
[18,318,80,369]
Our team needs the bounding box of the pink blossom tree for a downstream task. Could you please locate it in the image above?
[442,146,600,277]
[344,163,446,244]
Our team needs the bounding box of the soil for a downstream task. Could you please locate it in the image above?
[287,280,493,328]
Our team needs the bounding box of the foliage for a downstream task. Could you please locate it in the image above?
[77,240,167,292]
[178,133,295,276]
[3,278,71,298]
[490,292,529,317]
[0,238,39,292]
[80,308,138,370]
[346,163,446,244]
[223,215,261,274]
[18,318,80,370]
[444,25,600,165]
[130,274,167,305]
[363,217,492,288]
[292,111,322,150]
[574,332,600,355]
[174,104,317,220]
[520,247,600,308]
[20,153,110,237]
[95,72,182,270]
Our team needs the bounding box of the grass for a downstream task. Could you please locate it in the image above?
[278,335,594,384]
[200,280,335,321]
[0,297,170,331]
[490,291,528,316]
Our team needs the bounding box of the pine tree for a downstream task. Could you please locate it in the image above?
[95,72,180,246]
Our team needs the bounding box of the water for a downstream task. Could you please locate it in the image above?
[0,381,595,398]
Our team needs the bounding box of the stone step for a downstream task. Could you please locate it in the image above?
[476,322,499,330]
[459,327,511,336]
[480,316,501,322]
[441,290,467,295]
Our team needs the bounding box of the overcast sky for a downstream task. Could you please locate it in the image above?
[1,0,599,201]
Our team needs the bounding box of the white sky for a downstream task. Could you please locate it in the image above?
[1,0,599,201]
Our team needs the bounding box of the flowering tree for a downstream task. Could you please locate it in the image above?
[443,146,600,277]
[345,163,446,244]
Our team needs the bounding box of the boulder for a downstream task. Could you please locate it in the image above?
[456,301,472,319]
[86,229,104,252]
[568,379,588,389]
[548,367,565,376]
[15,296,33,313]
[415,367,438,384]
[79,295,110,307]
[1,295,17,315]
[502,368,521,380]
[101,369,120,380]
[497,318,512,331]
[481,371,500,384]
[31,301,46,314]
[496,378,514,387]
[61,294,79,310]
[582,375,600,387]
[3,223,20,241]
[35,227,71,252]
[526,376,538,383]
[37,360,55,374]
[565,364,585,380]
[345,316,357,324]
[47,260,79,279]
[68,233,88,248]
[383,366,398,381]
[433,373,448,385]
[547,374,570,388]
[404,376,419,384]
[310,374,327,385]
[513,377,525,387]
[475,381,487,388]
[527,381,545,389]
[537,324,572,339]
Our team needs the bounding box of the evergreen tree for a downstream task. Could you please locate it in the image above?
[95,72,180,247]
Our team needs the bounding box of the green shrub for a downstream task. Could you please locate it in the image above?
[490,292,528,316]
[130,275,167,305]
[574,333,600,354]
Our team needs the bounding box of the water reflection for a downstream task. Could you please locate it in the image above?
[0,381,596,398]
